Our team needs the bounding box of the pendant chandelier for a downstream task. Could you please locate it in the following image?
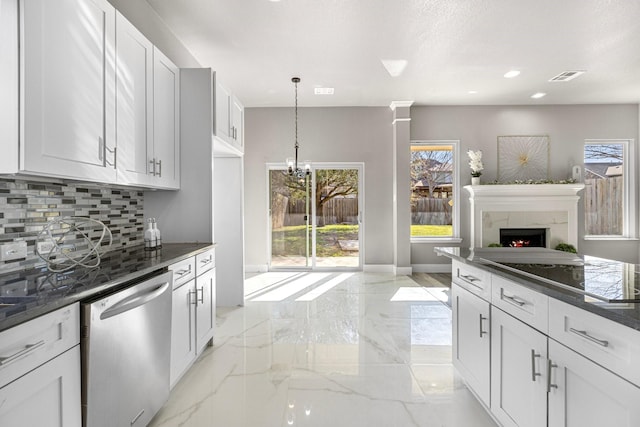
[286,77,311,179]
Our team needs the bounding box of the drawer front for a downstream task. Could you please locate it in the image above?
[195,248,215,276]
[549,298,640,387]
[492,275,549,333]
[0,303,80,387]
[169,257,196,289]
[452,260,491,301]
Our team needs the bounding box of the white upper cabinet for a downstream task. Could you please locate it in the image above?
[214,81,244,153]
[115,11,153,187]
[115,13,180,189]
[152,47,180,189]
[19,0,117,183]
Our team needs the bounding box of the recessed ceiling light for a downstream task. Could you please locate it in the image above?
[381,59,408,77]
[314,87,334,95]
[468,90,478,94]
[531,92,547,99]
[504,70,521,78]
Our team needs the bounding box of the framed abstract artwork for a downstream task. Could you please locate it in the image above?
[497,135,549,181]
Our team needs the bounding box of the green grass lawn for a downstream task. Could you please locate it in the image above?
[272,224,359,257]
[410,224,452,237]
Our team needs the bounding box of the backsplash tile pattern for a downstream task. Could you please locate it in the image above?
[0,178,144,274]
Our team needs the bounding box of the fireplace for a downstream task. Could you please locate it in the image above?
[500,228,547,248]
[464,183,585,250]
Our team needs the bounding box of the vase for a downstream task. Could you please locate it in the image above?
[471,176,481,185]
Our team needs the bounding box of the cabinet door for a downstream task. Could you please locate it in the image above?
[491,307,547,427]
[215,82,231,142]
[231,95,243,149]
[548,339,640,427]
[0,346,81,427]
[115,11,153,187]
[170,281,196,388]
[152,47,180,189]
[21,0,117,183]
[452,283,491,407]
[196,268,216,352]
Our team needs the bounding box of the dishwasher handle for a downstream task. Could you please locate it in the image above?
[100,282,170,320]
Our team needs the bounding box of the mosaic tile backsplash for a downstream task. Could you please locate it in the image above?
[0,177,144,274]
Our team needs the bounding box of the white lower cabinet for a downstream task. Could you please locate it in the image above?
[491,307,547,427]
[452,283,491,407]
[0,347,81,427]
[170,276,197,388]
[451,264,640,427]
[0,303,81,427]
[195,267,216,352]
[169,249,216,388]
[547,339,640,427]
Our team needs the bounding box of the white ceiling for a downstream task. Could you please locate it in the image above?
[146,0,640,108]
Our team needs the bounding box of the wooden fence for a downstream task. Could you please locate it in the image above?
[584,177,622,235]
[411,198,452,225]
[272,196,359,228]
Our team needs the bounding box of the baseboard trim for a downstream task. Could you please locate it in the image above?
[411,263,452,273]
[363,264,394,273]
[393,266,413,276]
[245,264,268,273]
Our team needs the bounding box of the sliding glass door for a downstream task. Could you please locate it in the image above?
[269,164,362,270]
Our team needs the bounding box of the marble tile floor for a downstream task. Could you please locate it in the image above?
[149,272,497,427]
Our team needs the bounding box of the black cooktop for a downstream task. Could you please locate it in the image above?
[485,255,640,303]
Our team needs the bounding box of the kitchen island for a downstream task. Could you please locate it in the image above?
[436,246,640,427]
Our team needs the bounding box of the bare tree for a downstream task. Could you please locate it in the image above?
[411,149,452,198]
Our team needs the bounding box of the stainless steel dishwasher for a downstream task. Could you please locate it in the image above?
[81,270,173,427]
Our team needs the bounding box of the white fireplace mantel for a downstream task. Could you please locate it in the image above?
[464,183,585,249]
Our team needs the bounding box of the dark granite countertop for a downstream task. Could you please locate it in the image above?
[435,247,640,331]
[0,243,214,332]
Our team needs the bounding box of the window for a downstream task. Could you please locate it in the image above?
[410,141,459,240]
[584,139,635,238]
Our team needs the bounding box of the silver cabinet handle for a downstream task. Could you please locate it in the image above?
[501,290,526,307]
[105,145,116,168]
[197,287,204,304]
[200,257,212,266]
[0,340,45,366]
[547,359,558,392]
[175,265,192,277]
[569,328,609,347]
[149,158,157,176]
[156,159,162,177]
[531,349,541,382]
[479,314,488,337]
[459,273,479,282]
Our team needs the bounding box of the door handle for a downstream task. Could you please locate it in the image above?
[531,349,542,382]
[547,359,558,392]
[100,282,169,320]
[569,328,609,347]
[479,314,488,337]
[501,290,526,307]
[0,340,45,366]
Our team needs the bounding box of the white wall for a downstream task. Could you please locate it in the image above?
[410,104,640,264]
[244,107,395,269]
[245,104,640,269]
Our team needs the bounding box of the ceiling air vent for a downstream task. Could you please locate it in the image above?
[549,70,586,82]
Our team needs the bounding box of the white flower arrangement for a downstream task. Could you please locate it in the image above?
[467,150,484,177]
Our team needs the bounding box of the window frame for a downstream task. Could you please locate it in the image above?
[583,139,637,240]
[410,140,461,243]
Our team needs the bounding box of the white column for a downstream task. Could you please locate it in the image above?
[391,101,413,275]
